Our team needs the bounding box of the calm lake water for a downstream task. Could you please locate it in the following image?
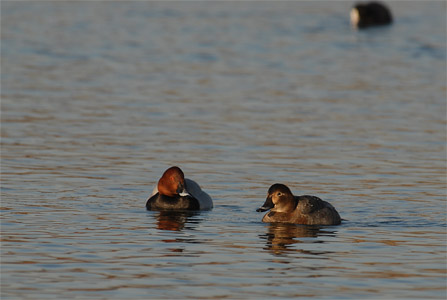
[1,1,446,299]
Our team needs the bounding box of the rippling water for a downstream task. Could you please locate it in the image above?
[1,1,446,299]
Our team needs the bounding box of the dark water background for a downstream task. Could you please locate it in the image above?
[1,1,446,299]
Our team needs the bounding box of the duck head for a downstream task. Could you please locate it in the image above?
[157,166,190,197]
[257,183,296,213]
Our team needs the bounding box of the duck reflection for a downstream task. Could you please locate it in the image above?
[153,211,200,231]
[260,223,335,256]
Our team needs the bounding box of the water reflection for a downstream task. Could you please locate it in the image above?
[152,211,200,231]
[260,223,335,256]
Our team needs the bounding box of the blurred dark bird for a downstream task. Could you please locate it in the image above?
[351,2,393,29]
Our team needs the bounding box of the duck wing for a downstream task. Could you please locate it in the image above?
[296,195,327,214]
[185,178,213,210]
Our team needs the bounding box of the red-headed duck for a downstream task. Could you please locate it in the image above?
[257,184,341,225]
[351,2,393,29]
[146,166,213,211]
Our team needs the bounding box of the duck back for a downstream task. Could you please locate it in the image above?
[295,195,341,225]
[185,178,213,210]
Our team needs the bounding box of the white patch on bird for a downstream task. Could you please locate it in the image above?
[350,8,360,27]
[179,191,190,197]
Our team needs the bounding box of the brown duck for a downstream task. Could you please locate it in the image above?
[257,184,341,225]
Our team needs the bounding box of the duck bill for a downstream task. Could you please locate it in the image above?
[256,196,274,212]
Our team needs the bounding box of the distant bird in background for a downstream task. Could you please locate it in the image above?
[350,2,393,29]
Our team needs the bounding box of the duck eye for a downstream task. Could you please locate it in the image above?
[276,192,282,196]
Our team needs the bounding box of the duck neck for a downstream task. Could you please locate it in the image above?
[275,196,297,213]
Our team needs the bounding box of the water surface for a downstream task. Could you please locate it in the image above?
[1,1,446,299]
